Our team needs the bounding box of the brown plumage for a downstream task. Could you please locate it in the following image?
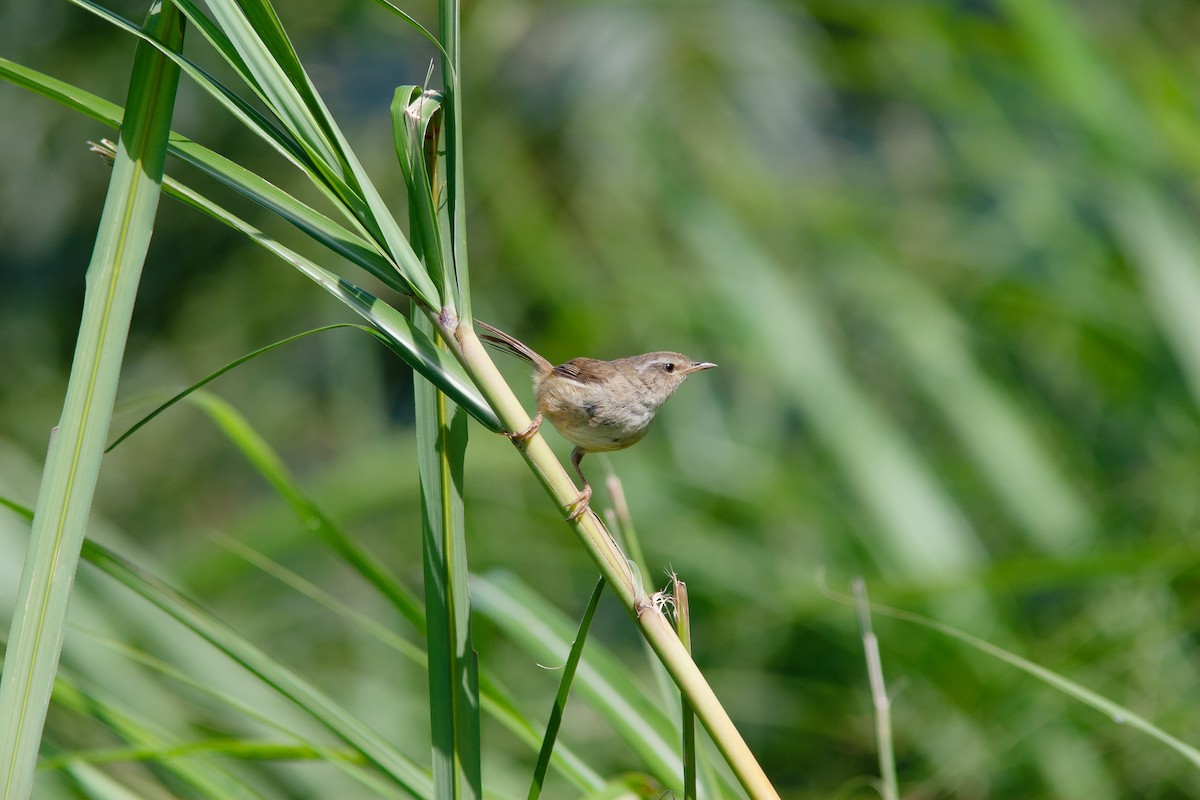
[478,320,716,520]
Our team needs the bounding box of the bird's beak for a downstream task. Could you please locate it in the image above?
[685,361,718,375]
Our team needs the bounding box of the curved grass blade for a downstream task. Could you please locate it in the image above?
[0,55,122,124]
[393,86,447,296]
[479,680,606,794]
[154,168,500,431]
[824,578,1200,770]
[473,572,684,786]
[192,0,344,171]
[0,6,184,797]
[217,534,605,792]
[75,635,407,798]
[0,62,404,294]
[0,497,34,522]
[190,0,443,308]
[106,323,370,452]
[79,538,435,797]
[366,0,453,72]
[64,1,314,192]
[528,577,604,800]
[185,391,425,630]
[163,142,404,292]
[62,0,432,304]
[47,674,268,800]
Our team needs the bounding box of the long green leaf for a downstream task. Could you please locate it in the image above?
[47,673,265,800]
[79,538,435,797]
[437,0,470,318]
[72,633,407,797]
[528,577,604,800]
[64,1,315,190]
[185,391,426,630]
[831,582,1200,771]
[106,324,371,452]
[0,5,183,797]
[0,59,406,295]
[196,0,443,308]
[214,522,604,792]
[60,0,427,302]
[415,312,481,797]
[149,167,500,431]
[108,382,597,792]
[473,572,684,786]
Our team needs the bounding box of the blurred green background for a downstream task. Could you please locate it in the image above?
[4,0,1200,796]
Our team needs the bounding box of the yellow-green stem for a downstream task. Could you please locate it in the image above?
[453,323,637,591]
[453,321,780,799]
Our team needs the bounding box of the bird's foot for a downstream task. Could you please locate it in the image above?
[565,483,593,522]
[505,413,543,449]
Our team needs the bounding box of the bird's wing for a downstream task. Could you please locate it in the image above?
[553,358,608,385]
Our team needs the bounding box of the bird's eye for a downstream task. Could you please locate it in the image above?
[663,363,676,373]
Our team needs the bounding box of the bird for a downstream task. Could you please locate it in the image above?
[477,320,717,521]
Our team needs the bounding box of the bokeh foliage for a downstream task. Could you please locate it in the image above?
[3,0,1200,797]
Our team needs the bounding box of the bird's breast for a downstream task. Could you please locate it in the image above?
[535,379,654,453]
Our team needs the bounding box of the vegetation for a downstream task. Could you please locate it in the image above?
[2,0,1200,797]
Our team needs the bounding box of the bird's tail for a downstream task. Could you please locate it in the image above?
[476,320,553,372]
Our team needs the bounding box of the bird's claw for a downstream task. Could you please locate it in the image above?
[565,483,593,522]
[505,413,543,448]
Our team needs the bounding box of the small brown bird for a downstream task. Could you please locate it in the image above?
[478,320,717,520]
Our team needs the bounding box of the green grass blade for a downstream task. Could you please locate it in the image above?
[61,0,428,301]
[106,324,371,452]
[476,679,605,794]
[829,581,1200,770]
[64,0,309,178]
[216,530,605,793]
[163,143,404,291]
[47,674,265,800]
[153,170,500,431]
[414,311,482,799]
[365,0,452,68]
[0,61,404,294]
[437,0,470,318]
[527,577,604,800]
[0,498,34,522]
[197,0,442,308]
[0,5,183,797]
[78,538,435,797]
[0,55,122,124]
[473,572,683,786]
[183,0,343,174]
[184,391,425,630]
[75,634,407,797]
